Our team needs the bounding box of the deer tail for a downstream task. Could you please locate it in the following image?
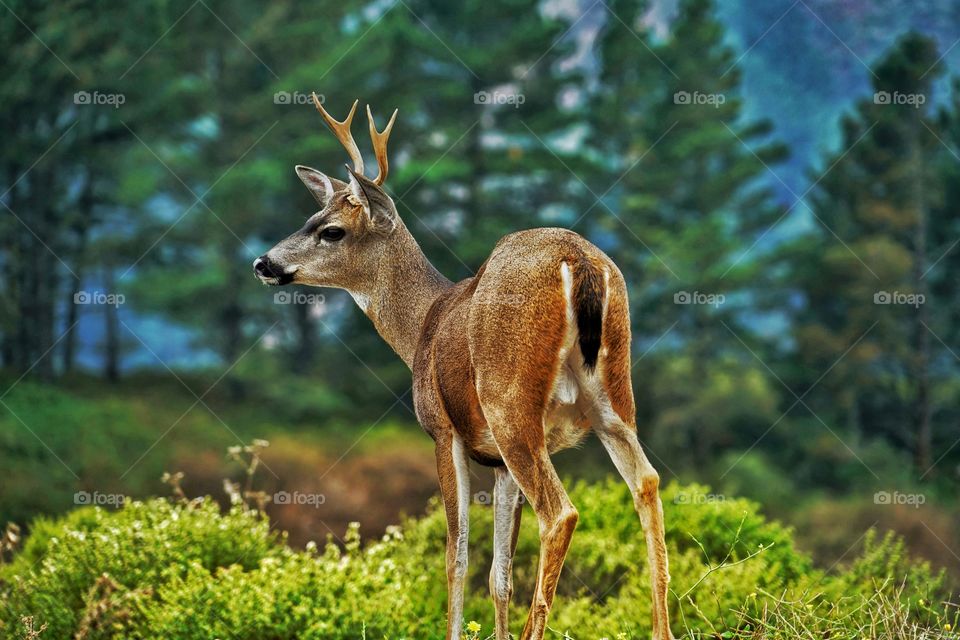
[572,255,605,370]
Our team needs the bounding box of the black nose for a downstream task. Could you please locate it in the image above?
[253,257,273,278]
[254,256,294,285]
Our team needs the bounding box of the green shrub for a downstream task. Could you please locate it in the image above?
[0,499,278,639]
[1,482,950,639]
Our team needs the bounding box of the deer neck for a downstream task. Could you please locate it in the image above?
[351,224,451,368]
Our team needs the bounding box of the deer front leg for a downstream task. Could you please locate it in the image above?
[436,432,471,640]
[490,465,523,639]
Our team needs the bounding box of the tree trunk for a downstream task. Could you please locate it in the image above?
[21,175,57,380]
[464,75,488,270]
[691,313,711,466]
[0,167,17,369]
[64,177,93,373]
[219,262,244,400]
[63,266,84,374]
[11,184,31,373]
[103,266,120,382]
[846,388,861,446]
[290,302,315,375]
[909,116,932,476]
[36,207,57,381]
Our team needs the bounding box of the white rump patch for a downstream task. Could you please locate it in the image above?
[549,259,610,408]
[550,262,579,406]
[559,261,574,313]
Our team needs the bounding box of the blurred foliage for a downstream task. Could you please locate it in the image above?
[0,376,438,544]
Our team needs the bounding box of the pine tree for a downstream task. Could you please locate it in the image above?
[587,0,788,466]
[376,0,585,275]
[793,32,947,475]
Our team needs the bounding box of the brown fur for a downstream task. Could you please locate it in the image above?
[256,108,675,640]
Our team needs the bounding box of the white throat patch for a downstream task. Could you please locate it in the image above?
[349,291,371,312]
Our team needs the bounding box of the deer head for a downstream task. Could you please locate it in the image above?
[254,95,399,291]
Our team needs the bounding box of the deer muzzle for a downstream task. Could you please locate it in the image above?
[253,256,298,285]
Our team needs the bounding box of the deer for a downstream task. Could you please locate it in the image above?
[253,95,675,640]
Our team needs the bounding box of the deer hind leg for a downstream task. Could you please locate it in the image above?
[435,432,471,640]
[490,466,523,640]
[595,412,674,640]
[484,411,577,640]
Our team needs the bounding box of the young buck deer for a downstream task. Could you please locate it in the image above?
[254,96,675,640]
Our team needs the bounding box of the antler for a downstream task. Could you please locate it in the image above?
[312,94,364,175]
[367,105,398,185]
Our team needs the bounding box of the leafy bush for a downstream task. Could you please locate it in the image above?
[1,482,952,639]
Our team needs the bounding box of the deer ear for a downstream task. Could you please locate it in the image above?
[296,165,343,208]
[345,165,397,235]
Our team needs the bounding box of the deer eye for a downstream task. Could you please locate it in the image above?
[319,227,345,242]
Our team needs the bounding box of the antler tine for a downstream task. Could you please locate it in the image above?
[312,94,364,175]
[366,104,398,185]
